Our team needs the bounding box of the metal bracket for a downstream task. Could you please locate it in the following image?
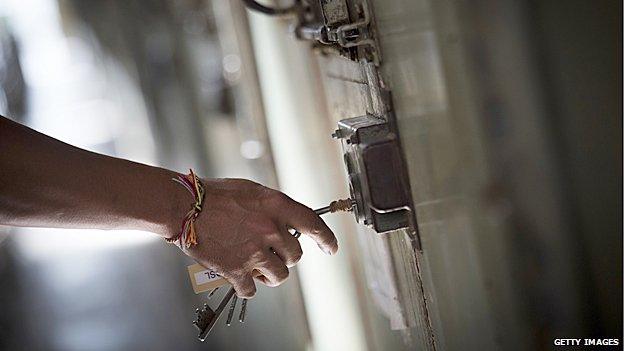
[293,0,381,65]
[333,114,418,247]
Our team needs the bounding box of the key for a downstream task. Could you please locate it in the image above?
[239,299,248,323]
[193,286,236,341]
[226,296,238,326]
[293,198,354,238]
[208,287,219,298]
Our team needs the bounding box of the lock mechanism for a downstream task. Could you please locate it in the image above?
[293,0,380,65]
[333,114,416,237]
[241,0,381,64]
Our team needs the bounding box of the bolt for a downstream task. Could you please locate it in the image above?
[331,129,343,139]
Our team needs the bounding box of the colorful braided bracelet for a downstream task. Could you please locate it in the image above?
[166,169,205,248]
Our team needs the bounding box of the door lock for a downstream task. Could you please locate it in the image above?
[333,114,415,236]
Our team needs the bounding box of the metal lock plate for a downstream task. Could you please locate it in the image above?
[333,115,412,233]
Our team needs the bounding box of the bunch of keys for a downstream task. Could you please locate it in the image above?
[192,198,354,341]
[193,286,247,341]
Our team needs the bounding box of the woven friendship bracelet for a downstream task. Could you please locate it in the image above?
[166,169,205,248]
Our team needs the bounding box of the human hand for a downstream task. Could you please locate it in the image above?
[178,178,338,298]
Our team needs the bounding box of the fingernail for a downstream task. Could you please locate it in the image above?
[328,246,339,255]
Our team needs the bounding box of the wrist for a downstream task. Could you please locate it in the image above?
[133,167,191,240]
[162,172,198,241]
[162,176,190,240]
[160,170,207,248]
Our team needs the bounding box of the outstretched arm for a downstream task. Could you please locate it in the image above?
[0,116,185,235]
[0,116,338,298]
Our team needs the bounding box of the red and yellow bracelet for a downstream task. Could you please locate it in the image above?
[167,169,205,248]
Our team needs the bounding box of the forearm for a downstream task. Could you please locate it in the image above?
[0,116,185,237]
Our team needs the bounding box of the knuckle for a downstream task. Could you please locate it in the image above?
[265,190,288,205]
[273,190,288,201]
[254,256,272,271]
[243,241,263,255]
[311,226,323,237]
[264,231,282,243]
[276,267,289,283]
[307,226,324,240]
[237,277,257,298]
[228,268,248,283]
[292,247,303,262]
[266,273,288,287]
[251,217,277,234]
[239,287,256,299]
[241,178,260,187]
[285,248,303,266]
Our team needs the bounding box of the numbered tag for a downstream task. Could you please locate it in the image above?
[188,264,229,294]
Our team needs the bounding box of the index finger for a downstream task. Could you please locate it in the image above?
[273,195,338,255]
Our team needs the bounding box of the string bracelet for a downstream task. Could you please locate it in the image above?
[166,169,205,249]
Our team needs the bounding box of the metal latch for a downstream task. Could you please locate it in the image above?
[240,0,381,64]
[293,0,381,65]
[332,114,414,235]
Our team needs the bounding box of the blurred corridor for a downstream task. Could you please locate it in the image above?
[0,0,621,350]
[0,1,309,350]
